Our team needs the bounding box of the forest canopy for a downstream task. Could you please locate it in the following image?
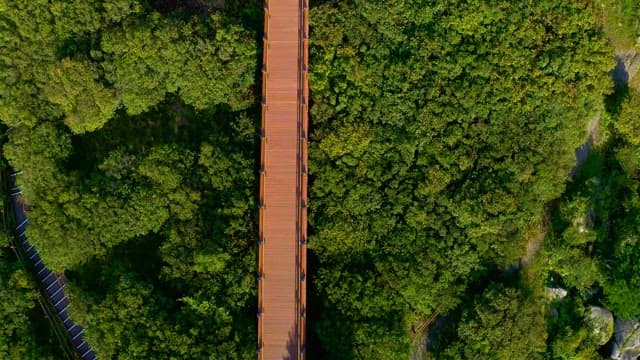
[0,244,64,359]
[0,0,635,359]
[1,0,261,358]
[308,0,614,358]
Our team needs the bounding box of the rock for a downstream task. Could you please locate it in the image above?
[586,306,613,345]
[572,209,595,233]
[613,50,640,89]
[610,319,640,360]
[546,287,568,301]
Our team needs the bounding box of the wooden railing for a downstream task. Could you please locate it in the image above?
[297,0,309,358]
[257,3,269,358]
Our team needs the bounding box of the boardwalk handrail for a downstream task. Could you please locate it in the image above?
[258,2,268,357]
[8,173,98,360]
[296,0,309,358]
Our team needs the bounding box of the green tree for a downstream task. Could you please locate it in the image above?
[309,0,614,355]
[101,12,256,115]
[44,58,119,133]
[0,247,61,359]
[444,284,547,360]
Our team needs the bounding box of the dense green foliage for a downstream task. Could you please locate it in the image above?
[441,283,547,360]
[1,0,637,359]
[0,244,63,359]
[1,0,261,358]
[308,0,613,357]
[597,0,640,49]
[430,85,640,360]
[522,86,640,359]
[0,0,256,132]
[599,91,640,319]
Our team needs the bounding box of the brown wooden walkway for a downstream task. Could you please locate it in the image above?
[258,0,308,359]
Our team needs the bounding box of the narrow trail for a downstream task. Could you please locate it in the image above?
[521,46,640,268]
[413,121,602,359]
[522,115,600,266]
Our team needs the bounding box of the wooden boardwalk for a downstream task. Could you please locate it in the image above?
[258,0,308,359]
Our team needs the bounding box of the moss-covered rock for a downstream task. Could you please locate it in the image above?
[586,306,613,346]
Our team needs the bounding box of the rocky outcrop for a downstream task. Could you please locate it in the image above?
[610,319,640,360]
[546,287,568,301]
[586,306,614,345]
[572,209,596,234]
[612,51,640,86]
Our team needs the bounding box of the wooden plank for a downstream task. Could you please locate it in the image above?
[259,0,308,359]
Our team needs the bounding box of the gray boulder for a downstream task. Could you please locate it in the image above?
[612,51,640,87]
[546,287,568,301]
[610,319,640,360]
[586,306,613,345]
